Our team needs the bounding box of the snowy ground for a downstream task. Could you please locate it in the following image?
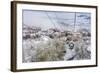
[22,27,91,63]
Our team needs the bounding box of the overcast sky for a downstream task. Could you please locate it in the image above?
[23,10,91,31]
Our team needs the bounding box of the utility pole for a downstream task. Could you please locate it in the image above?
[74,12,77,32]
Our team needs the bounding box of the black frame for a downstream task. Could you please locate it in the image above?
[11,1,98,72]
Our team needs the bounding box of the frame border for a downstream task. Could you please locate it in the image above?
[11,1,98,72]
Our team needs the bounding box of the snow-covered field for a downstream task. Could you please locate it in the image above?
[22,26,91,63]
